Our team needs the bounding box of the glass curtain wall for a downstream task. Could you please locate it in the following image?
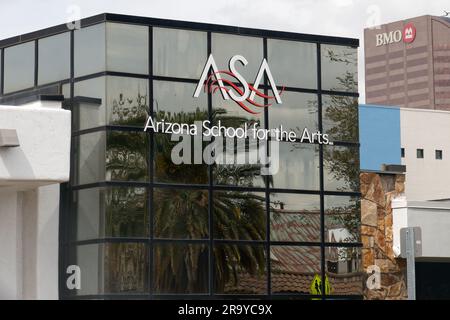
[0,18,361,299]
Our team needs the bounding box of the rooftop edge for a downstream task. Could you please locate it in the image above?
[0,12,359,48]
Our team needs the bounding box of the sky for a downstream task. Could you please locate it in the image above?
[0,0,449,103]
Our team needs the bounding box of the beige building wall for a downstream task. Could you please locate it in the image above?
[400,107,450,201]
[432,18,450,110]
[365,15,450,110]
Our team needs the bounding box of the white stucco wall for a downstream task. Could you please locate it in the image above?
[400,108,450,201]
[0,101,71,299]
[392,197,450,259]
[0,185,60,300]
[0,103,70,186]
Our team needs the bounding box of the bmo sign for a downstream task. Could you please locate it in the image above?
[376,22,416,46]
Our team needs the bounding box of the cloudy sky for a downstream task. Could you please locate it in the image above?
[1,0,449,102]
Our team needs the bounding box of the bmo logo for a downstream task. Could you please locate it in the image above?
[375,22,416,46]
[403,23,416,43]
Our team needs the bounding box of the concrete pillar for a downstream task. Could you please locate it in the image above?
[0,190,22,299]
[22,184,60,299]
[0,184,60,300]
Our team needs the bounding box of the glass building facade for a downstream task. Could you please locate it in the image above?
[0,13,361,299]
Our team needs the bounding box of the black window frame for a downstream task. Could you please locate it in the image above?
[417,148,424,159]
[436,149,443,160]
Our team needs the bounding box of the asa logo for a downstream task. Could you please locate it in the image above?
[375,22,416,46]
[193,54,284,114]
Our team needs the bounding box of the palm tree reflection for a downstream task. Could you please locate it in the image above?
[103,100,267,293]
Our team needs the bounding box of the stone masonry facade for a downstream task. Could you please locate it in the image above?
[361,171,407,300]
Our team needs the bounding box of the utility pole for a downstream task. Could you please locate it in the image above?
[400,227,422,300]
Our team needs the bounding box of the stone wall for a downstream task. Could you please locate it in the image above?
[361,171,407,300]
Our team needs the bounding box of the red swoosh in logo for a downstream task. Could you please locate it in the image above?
[204,71,284,114]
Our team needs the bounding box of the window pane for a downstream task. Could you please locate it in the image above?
[107,76,149,126]
[105,131,149,181]
[321,44,358,92]
[269,91,318,137]
[72,97,103,131]
[76,131,105,184]
[212,137,266,188]
[214,244,267,294]
[417,149,424,159]
[4,41,35,93]
[322,95,358,143]
[153,80,207,120]
[154,188,208,239]
[325,246,363,295]
[211,85,266,188]
[270,193,320,242]
[324,145,360,192]
[154,133,208,184]
[272,142,320,190]
[213,191,266,240]
[268,39,317,89]
[153,28,207,79]
[69,243,149,295]
[153,243,209,294]
[38,32,70,85]
[74,24,106,78]
[152,81,208,185]
[212,33,263,81]
[212,84,264,125]
[76,130,149,185]
[73,187,148,241]
[74,77,107,130]
[325,196,360,244]
[74,76,149,130]
[106,23,148,74]
[271,246,321,295]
